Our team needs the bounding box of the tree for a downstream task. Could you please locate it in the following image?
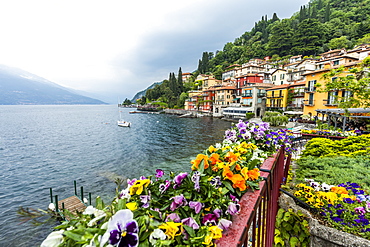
[328,36,352,49]
[317,57,370,111]
[324,3,331,22]
[176,67,184,95]
[268,19,294,56]
[357,33,370,45]
[291,19,326,56]
[122,98,132,105]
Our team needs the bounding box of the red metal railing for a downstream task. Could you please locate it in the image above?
[216,147,289,247]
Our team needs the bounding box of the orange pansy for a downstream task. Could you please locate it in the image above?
[331,186,349,195]
[225,151,239,163]
[191,154,209,170]
[247,168,260,181]
[222,166,234,180]
[230,174,247,191]
[209,153,221,165]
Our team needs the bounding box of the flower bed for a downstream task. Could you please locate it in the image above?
[292,179,370,240]
[301,129,357,137]
[41,120,295,247]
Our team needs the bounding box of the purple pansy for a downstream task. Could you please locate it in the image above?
[189,201,203,214]
[191,172,201,192]
[127,179,137,186]
[182,217,200,229]
[202,214,218,226]
[100,209,139,247]
[166,213,181,223]
[210,176,222,188]
[173,172,188,189]
[202,213,218,225]
[155,169,164,178]
[226,202,240,215]
[159,180,171,194]
[213,208,222,218]
[170,194,187,211]
[140,195,150,208]
[218,218,232,230]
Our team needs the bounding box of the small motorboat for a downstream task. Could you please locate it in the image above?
[117,120,131,127]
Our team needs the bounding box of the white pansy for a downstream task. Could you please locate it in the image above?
[149,228,167,246]
[83,198,89,204]
[48,203,56,211]
[83,205,96,215]
[119,188,131,200]
[40,230,64,247]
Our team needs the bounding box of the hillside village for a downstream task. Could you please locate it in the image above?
[180,44,370,122]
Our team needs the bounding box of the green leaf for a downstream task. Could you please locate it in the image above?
[63,231,84,242]
[183,225,195,237]
[289,236,299,247]
[283,212,291,221]
[222,181,235,193]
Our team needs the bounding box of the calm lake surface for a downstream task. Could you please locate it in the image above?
[0,105,232,246]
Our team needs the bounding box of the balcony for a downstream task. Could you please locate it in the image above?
[242,93,253,97]
[294,91,305,97]
[287,104,304,109]
[304,87,316,92]
[303,100,315,106]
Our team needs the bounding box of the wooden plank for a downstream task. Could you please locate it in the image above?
[58,195,86,214]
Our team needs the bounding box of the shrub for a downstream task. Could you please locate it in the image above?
[301,135,370,158]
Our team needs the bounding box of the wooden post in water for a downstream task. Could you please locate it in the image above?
[89,192,92,205]
[49,188,53,203]
[74,181,77,196]
[80,186,84,202]
[55,195,59,212]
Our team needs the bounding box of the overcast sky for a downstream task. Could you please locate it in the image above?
[0,0,308,103]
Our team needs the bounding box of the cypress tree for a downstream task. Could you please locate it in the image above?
[317,0,323,10]
[177,67,184,93]
[272,13,279,22]
[324,3,330,22]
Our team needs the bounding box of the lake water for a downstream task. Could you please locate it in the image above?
[0,105,232,246]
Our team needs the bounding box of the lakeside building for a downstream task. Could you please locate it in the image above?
[182,46,370,119]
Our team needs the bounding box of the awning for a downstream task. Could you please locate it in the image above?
[233,98,240,101]
[283,111,303,115]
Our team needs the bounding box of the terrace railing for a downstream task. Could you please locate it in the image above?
[216,146,290,247]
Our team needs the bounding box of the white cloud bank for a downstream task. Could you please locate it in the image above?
[0,0,308,103]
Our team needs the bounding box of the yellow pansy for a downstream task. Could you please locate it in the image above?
[126,202,138,211]
[129,179,151,195]
[208,145,218,153]
[158,222,183,240]
[203,226,223,246]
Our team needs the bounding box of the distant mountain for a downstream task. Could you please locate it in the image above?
[131,81,162,102]
[0,65,106,105]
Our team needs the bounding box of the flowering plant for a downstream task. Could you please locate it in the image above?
[301,129,357,137]
[41,120,294,247]
[293,179,370,240]
[225,120,296,155]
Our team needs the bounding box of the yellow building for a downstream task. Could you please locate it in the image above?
[302,59,361,117]
[266,84,289,111]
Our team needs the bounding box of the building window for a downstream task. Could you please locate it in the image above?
[308,80,316,91]
[309,93,314,105]
[327,91,338,105]
[333,60,339,66]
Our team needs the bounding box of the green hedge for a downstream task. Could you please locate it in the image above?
[301,135,370,158]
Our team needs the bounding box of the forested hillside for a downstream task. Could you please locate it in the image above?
[136,0,370,106]
[205,0,370,78]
